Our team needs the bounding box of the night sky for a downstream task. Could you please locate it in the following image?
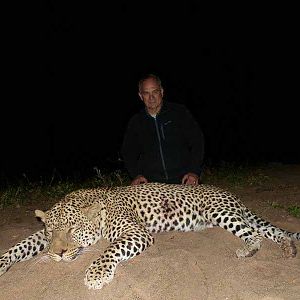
[2,2,299,181]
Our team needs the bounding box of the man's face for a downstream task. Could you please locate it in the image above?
[139,78,164,114]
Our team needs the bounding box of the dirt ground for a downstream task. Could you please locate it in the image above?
[0,164,300,300]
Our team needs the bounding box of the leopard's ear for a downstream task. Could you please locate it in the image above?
[81,203,103,221]
[35,209,46,223]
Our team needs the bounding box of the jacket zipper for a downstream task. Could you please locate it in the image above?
[154,117,168,180]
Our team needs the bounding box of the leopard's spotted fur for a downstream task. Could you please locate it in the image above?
[0,183,299,289]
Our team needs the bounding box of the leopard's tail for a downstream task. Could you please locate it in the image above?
[244,208,300,241]
[287,232,300,240]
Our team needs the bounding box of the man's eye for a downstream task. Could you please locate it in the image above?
[142,90,160,96]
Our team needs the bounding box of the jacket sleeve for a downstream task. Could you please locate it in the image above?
[182,107,205,176]
[121,117,142,179]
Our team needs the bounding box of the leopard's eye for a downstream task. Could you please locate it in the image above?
[68,226,78,234]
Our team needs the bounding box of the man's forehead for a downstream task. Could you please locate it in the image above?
[141,79,161,91]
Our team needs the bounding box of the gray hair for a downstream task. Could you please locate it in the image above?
[138,74,162,92]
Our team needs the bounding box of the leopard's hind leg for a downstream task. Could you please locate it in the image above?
[0,229,48,276]
[244,209,298,258]
[235,230,262,258]
[216,216,262,258]
[256,224,296,258]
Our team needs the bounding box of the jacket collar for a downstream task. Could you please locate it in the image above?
[143,101,171,117]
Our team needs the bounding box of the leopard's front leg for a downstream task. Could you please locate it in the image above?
[0,229,48,276]
[84,227,154,290]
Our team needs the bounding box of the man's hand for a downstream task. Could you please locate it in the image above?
[182,172,199,185]
[131,175,148,185]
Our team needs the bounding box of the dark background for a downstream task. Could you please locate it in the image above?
[2,2,299,181]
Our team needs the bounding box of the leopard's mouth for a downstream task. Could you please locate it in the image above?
[48,247,84,262]
[62,247,84,261]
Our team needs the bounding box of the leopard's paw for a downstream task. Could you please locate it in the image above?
[280,238,297,258]
[84,262,115,290]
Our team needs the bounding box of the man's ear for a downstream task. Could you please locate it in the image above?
[138,92,144,101]
[35,210,46,223]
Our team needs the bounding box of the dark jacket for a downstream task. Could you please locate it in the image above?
[121,101,205,184]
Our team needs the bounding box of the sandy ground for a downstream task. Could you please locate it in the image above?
[0,164,300,300]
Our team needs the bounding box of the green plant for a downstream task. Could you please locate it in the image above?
[287,206,300,218]
[203,162,270,187]
[269,201,284,209]
[0,168,131,209]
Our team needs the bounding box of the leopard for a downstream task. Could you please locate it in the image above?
[0,182,299,290]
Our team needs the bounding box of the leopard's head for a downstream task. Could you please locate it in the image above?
[35,202,104,262]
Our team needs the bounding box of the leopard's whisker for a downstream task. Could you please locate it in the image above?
[25,254,51,275]
[81,248,102,253]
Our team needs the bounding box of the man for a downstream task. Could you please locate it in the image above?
[121,74,205,185]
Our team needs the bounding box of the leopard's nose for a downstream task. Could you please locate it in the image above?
[57,249,67,256]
